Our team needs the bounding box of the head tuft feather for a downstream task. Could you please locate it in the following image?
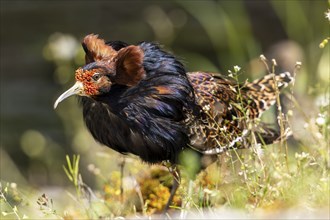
[82,34,118,63]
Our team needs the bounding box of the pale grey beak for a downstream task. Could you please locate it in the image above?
[54,81,84,109]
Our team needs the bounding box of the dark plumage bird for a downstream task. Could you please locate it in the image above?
[54,34,293,212]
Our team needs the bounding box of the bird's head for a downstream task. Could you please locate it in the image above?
[53,61,115,109]
[54,42,145,109]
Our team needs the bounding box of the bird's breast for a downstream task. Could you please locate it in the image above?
[80,97,184,163]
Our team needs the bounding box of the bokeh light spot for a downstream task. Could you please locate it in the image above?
[20,130,46,158]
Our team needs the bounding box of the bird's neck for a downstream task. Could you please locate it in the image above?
[83,84,129,112]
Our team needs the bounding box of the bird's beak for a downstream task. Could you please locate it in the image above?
[54,81,84,109]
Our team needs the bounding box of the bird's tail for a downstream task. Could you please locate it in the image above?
[245,72,294,144]
[243,72,294,116]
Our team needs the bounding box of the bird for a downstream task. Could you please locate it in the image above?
[54,34,294,212]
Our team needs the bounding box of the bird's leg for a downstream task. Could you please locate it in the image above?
[162,163,181,214]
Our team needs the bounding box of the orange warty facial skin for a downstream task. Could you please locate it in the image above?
[75,68,99,96]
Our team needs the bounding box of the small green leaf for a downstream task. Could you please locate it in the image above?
[63,165,73,182]
[66,155,73,173]
[74,155,80,177]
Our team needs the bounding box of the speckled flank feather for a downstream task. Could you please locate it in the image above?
[243,72,294,117]
[187,71,293,155]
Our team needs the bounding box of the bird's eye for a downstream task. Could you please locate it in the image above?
[92,73,101,81]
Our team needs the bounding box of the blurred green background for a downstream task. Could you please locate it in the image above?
[0,0,328,194]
